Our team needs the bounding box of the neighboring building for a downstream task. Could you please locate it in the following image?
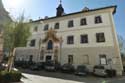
[0,0,12,62]
[15,3,123,75]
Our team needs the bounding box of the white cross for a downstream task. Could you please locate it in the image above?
[59,0,62,4]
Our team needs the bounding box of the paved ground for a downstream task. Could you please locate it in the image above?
[21,69,125,83]
[22,73,84,83]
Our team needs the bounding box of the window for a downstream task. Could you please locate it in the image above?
[68,20,74,28]
[80,18,87,25]
[100,54,107,65]
[67,36,74,44]
[30,39,36,47]
[40,50,44,60]
[82,55,89,64]
[96,33,105,42]
[54,23,59,29]
[44,24,49,31]
[47,40,53,50]
[29,55,33,62]
[34,26,38,32]
[68,55,73,64]
[95,16,102,24]
[80,34,88,43]
[46,56,52,61]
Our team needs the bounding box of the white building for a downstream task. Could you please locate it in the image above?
[15,3,123,75]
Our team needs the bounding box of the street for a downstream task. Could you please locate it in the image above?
[21,69,125,83]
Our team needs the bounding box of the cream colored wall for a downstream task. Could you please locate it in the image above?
[15,47,39,62]
[57,27,114,48]
[28,10,114,48]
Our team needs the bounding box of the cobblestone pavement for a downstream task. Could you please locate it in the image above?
[21,69,125,83]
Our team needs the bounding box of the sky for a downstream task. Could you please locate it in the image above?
[2,0,125,39]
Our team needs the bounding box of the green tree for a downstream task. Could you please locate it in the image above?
[118,35,125,56]
[3,15,31,71]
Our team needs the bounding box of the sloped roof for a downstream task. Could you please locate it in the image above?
[31,5,116,23]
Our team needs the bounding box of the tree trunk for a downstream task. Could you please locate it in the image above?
[7,48,16,72]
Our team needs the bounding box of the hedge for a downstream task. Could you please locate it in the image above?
[0,70,22,83]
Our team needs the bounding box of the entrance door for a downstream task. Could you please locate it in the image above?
[29,55,33,62]
[46,56,52,61]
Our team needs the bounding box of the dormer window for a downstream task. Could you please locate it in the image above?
[68,20,74,28]
[44,24,49,31]
[95,16,102,24]
[54,23,59,29]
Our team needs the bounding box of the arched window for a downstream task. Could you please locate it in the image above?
[47,40,53,50]
[54,23,59,29]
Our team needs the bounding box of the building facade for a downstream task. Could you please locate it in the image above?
[15,4,123,75]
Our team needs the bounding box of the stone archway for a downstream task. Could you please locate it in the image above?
[41,28,61,62]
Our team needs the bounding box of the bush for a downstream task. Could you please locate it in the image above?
[0,70,22,83]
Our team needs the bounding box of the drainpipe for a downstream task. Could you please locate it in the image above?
[60,37,63,64]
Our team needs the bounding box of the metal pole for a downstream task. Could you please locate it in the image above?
[60,37,63,64]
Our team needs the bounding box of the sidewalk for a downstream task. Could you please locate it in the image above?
[21,73,84,83]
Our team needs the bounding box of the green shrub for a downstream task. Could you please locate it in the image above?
[0,70,22,83]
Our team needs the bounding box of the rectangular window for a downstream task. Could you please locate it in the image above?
[80,18,87,25]
[44,24,49,31]
[95,16,102,24]
[96,33,105,42]
[68,20,74,28]
[68,55,73,64]
[100,54,107,65]
[67,36,74,44]
[82,55,89,64]
[40,50,44,60]
[30,39,36,47]
[80,34,88,43]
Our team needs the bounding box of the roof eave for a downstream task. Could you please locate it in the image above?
[31,5,117,22]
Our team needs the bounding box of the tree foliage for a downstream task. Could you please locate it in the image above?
[118,35,125,56]
[3,15,31,72]
[3,15,31,52]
